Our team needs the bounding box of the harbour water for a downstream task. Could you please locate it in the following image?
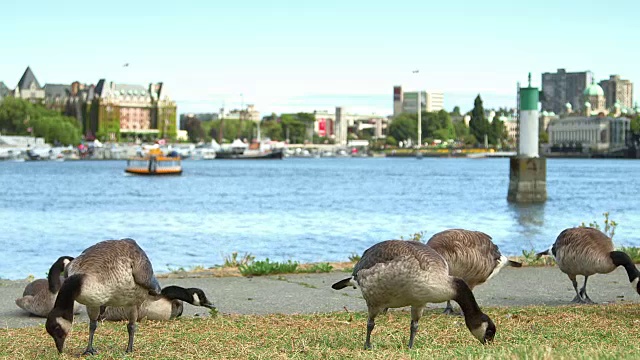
[1,157,639,280]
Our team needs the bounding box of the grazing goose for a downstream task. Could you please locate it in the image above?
[332,240,495,349]
[45,239,162,355]
[15,256,76,317]
[536,227,640,303]
[99,285,215,321]
[426,229,522,314]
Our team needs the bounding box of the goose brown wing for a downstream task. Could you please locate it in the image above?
[123,239,162,295]
[353,240,443,275]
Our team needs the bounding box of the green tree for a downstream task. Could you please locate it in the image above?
[488,116,506,146]
[539,131,549,144]
[281,114,307,143]
[453,120,469,139]
[451,106,461,116]
[630,115,640,135]
[0,97,81,145]
[185,117,205,143]
[260,118,283,141]
[469,95,490,146]
[388,113,417,144]
[423,110,455,141]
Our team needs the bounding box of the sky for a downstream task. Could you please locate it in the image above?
[1,0,639,117]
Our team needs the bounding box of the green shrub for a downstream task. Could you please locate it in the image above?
[580,212,617,239]
[223,252,255,268]
[618,246,640,263]
[400,231,427,242]
[239,259,298,276]
[348,253,361,263]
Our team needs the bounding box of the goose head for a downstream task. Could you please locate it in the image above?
[45,311,72,353]
[160,286,216,309]
[185,288,216,309]
[467,313,496,344]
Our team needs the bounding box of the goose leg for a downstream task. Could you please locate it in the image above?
[126,307,139,353]
[408,305,425,349]
[83,319,98,355]
[126,322,136,353]
[579,276,595,304]
[364,306,382,350]
[569,275,584,303]
[442,300,455,315]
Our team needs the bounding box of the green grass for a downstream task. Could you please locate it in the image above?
[222,251,256,268]
[298,263,333,274]
[4,304,640,359]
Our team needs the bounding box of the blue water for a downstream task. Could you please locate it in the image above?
[1,157,639,280]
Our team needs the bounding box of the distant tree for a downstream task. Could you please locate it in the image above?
[451,106,461,116]
[280,114,307,143]
[424,110,455,141]
[0,97,81,145]
[488,116,507,146]
[469,95,490,146]
[539,131,549,144]
[453,120,469,139]
[260,119,283,141]
[388,113,417,144]
[185,117,205,143]
[630,115,640,135]
[385,135,398,146]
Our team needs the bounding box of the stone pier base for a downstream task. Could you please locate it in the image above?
[507,157,547,203]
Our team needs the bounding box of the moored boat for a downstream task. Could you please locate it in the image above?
[125,148,182,175]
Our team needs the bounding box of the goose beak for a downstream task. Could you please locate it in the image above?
[202,302,216,309]
[54,337,65,353]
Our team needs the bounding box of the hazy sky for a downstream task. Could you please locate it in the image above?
[1,0,638,116]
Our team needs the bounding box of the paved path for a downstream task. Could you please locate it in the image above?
[2,267,638,329]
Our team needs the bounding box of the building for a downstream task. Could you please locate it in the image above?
[13,66,45,103]
[221,104,260,122]
[547,116,630,153]
[0,81,10,100]
[86,79,177,141]
[539,111,559,133]
[43,84,71,112]
[392,85,444,117]
[599,75,634,110]
[582,81,607,116]
[541,68,593,114]
[314,110,335,138]
[324,107,386,145]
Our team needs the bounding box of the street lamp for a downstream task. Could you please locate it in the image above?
[413,70,422,147]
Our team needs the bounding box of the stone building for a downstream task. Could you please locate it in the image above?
[599,75,634,109]
[547,115,630,153]
[87,80,177,141]
[43,84,72,112]
[541,68,593,114]
[0,82,10,100]
[13,67,45,103]
[582,81,607,116]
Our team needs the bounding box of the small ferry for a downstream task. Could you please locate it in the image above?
[125,147,182,175]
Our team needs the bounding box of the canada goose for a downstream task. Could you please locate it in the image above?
[537,227,640,303]
[15,256,76,317]
[332,240,495,349]
[45,239,162,355]
[99,285,215,321]
[426,229,522,314]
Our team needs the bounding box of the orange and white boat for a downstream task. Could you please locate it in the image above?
[125,147,182,175]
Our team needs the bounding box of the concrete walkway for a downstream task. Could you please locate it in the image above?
[2,267,638,329]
